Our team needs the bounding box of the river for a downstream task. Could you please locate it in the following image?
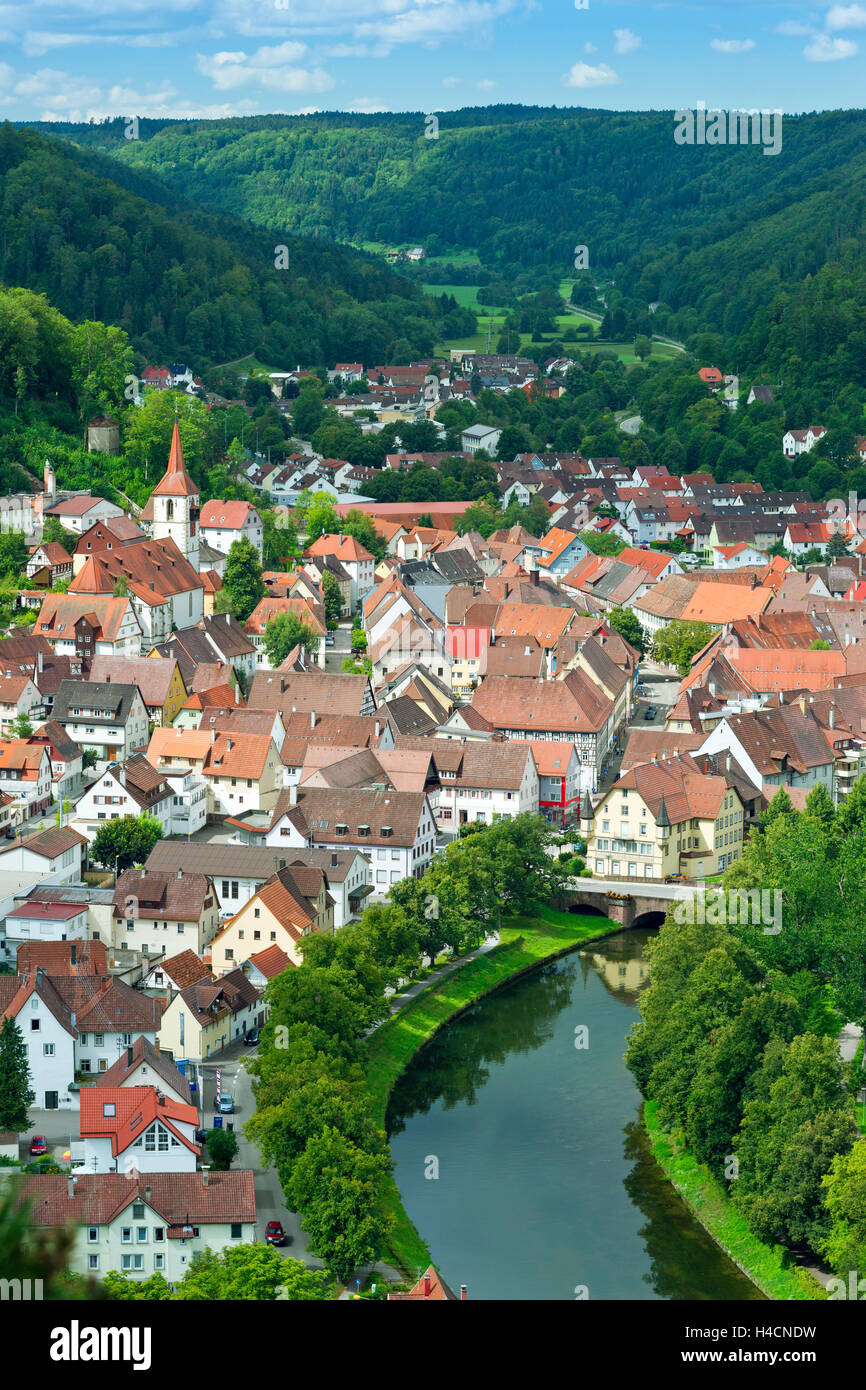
[387,926,763,1301]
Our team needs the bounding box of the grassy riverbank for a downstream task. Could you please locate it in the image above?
[644,1101,827,1302]
[365,904,617,1276]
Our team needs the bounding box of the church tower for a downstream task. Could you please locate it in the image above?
[145,421,200,570]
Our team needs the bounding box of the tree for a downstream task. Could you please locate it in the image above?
[0,532,28,581]
[223,535,266,622]
[81,748,99,770]
[825,532,852,559]
[91,813,164,874]
[634,334,652,360]
[821,1140,866,1278]
[652,620,715,676]
[0,1016,34,1131]
[40,516,75,549]
[581,530,626,557]
[303,495,338,544]
[286,1127,393,1285]
[204,1126,238,1171]
[321,569,343,628]
[607,606,645,653]
[263,611,320,667]
[10,710,33,739]
[174,1245,330,1300]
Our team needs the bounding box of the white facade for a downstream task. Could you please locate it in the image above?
[70,1194,255,1283]
[200,507,264,561]
[71,769,173,843]
[436,757,539,831]
[80,1120,197,1175]
[77,1025,159,1079]
[20,990,76,1111]
[60,690,148,766]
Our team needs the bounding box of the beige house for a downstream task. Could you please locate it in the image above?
[210,864,334,973]
[583,752,746,881]
[158,968,264,1062]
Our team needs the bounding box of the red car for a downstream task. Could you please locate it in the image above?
[265,1221,287,1246]
[30,1135,48,1156]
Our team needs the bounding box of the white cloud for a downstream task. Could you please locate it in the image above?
[803,33,858,58]
[710,38,755,53]
[196,43,335,92]
[563,61,620,88]
[826,4,866,30]
[346,96,389,112]
[775,20,814,35]
[442,75,461,86]
[583,41,597,54]
[476,78,495,89]
[354,0,515,47]
[613,29,641,55]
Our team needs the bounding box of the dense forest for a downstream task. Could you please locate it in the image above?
[0,124,472,370]
[26,105,866,391]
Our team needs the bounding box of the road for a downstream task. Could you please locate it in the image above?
[323,620,353,673]
[619,414,641,435]
[192,1045,327,1268]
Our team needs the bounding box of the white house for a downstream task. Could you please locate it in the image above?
[77,1086,199,1175]
[782,426,826,459]
[43,496,125,535]
[53,680,149,767]
[0,826,86,885]
[461,424,502,456]
[16,1171,256,1283]
[71,755,174,844]
[199,500,264,562]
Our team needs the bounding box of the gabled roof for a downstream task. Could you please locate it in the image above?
[80,1085,199,1157]
[12,1170,256,1230]
[96,1036,192,1102]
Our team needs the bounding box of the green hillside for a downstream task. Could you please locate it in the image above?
[0,122,472,370]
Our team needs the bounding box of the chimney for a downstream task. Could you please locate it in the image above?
[211,729,216,744]
[531,567,539,587]
[374,720,381,739]
[310,710,316,730]
[225,612,231,625]
[829,704,836,729]
[126,1044,133,1065]
[141,867,145,879]
[37,650,43,675]
[36,967,46,989]
[118,765,125,787]
[423,1272,431,1297]
[67,1175,76,1201]
[460,1285,467,1301]
[798,696,807,716]
[289,783,298,806]
[154,1038,160,1055]
[202,1167,210,1187]
[226,738,232,751]
[726,751,731,772]
[331,851,338,868]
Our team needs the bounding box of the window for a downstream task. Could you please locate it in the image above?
[154,1228,164,1243]
[121,1254,144,1272]
[43,1043,54,1057]
[121,1227,132,1243]
[254,908,260,918]
[87,1227,98,1243]
[88,1255,100,1271]
[103,1103,116,1118]
[137,1227,148,1243]
[30,1018,40,1032]
[230,1223,242,1239]
[94,1034,103,1047]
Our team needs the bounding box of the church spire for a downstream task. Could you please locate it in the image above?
[152,421,198,498]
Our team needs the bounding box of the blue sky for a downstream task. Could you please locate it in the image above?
[1,0,866,122]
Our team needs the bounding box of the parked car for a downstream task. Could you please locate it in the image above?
[195,1128,209,1145]
[644,705,657,721]
[325,633,335,646]
[244,1028,261,1047]
[265,1220,287,1246]
[29,1135,48,1156]
[214,1094,235,1114]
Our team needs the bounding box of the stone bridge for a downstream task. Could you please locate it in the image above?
[562,877,698,929]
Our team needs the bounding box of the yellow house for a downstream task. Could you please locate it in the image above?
[210,864,334,974]
[584,752,746,881]
[159,967,265,1062]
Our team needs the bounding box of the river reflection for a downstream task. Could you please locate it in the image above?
[386,927,763,1301]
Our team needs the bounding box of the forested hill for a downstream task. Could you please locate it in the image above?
[0,123,466,368]
[27,106,866,385]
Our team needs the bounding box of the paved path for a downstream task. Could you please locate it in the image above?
[367,932,501,1036]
